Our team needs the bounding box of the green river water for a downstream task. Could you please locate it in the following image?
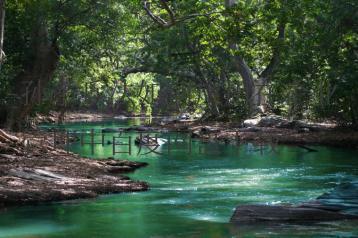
[0,118,357,238]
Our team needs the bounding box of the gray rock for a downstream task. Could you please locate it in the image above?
[231,181,358,224]
[230,205,358,223]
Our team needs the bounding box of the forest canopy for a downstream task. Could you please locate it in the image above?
[0,0,357,129]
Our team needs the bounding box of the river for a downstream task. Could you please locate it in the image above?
[0,118,357,237]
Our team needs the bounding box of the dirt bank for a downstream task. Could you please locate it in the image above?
[0,129,148,206]
[34,111,115,124]
[158,116,358,148]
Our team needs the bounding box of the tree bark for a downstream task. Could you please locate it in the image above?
[0,0,5,68]
[225,0,284,116]
[6,21,60,130]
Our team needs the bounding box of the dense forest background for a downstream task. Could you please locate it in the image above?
[0,0,357,130]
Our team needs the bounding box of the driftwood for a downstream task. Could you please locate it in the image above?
[0,142,22,155]
[8,169,68,182]
[0,129,20,143]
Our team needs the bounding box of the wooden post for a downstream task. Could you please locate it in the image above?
[128,136,131,155]
[168,134,171,155]
[102,132,105,146]
[188,133,192,154]
[112,136,115,155]
[66,131,69,154]
[81,131,84,146]
[53,130,56,149]
[155,134,158,144]
[91,129,94,155]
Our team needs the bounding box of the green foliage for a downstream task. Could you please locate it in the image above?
[1,0,357,124]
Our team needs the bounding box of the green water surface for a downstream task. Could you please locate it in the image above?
[0,119,357,238]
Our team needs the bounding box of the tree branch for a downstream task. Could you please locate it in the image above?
[259,22,286,82]
[142,0,222,28]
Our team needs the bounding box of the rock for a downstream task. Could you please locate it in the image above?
[316,181,358,215]
[200,126,220,134]
[238,127,261,132]
[298,127,310,133]
[178,113,190,120]
[231,181,358,224]
[230,205,358,223]
[243,115,288,128]
[257,115,288,127]
[243,118,261,127]
[191,130,201,138]
[106,166,135,173]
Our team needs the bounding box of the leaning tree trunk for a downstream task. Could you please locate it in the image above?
[6,22,59,131]
[0,0,5,69]
[225,1,261,115]
[225,0,284,116]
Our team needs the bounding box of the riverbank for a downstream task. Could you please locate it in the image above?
[34,111,115,124]
[0,129,148,206]
[157,116,358,148]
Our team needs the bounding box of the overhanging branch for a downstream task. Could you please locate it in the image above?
[259,22,286,82]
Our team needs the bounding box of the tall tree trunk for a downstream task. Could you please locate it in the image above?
[225,0,284,116]
[6,21,59,130]
[0,0,5,68]
[225,1,260,115]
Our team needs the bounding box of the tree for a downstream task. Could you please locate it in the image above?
[0,0,5,68]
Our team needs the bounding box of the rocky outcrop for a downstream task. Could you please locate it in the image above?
[231,182,358,224]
